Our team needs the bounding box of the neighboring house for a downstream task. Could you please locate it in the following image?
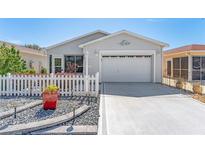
[0,41,47,73]
[47,30,168,82]
[163,44,205,81]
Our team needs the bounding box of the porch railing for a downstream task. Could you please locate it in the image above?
[162,77,205,94]
[0,72,99,97]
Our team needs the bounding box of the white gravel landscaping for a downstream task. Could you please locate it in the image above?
[0,96,99,130]
[0,97,40,112]
[64,97,99,126]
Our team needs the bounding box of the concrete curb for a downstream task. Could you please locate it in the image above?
[0,100,42,120]
[97,94,103,134]
[0,105,90,135]
[97,83,107,135]
[30,125,97,135]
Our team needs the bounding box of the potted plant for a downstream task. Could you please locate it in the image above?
[193,82,202,95]
[42,85,59,110]
[176,79,184,89]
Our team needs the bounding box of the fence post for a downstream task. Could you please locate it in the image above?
[7,73,11,96]
[95,72,99,96]
[2,75,5,96]
[0,74,1,96]
[85,75,89,94]
[9,73,13,96]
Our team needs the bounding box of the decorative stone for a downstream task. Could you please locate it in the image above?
[0,105,90,135]
[0,96,99,134]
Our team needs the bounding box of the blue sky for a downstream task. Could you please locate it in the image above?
[0,18,205,49]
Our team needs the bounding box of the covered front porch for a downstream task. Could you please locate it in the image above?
[49,55,84,74]
[164,52,205,82]
[48,50,91,76]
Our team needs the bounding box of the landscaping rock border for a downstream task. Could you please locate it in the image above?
[0,105,90,135]
[30,125,97,135]
[0,100,42,120]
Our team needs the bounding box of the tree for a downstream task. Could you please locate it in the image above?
[25,44,42,50]
[0,44,27,75]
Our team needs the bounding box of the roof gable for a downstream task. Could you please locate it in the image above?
[0,41,46,56]
[46,30,109,50]
[164,44,205,55]
[79,30,169,48]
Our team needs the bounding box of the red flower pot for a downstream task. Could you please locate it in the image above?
[42,92,59,110]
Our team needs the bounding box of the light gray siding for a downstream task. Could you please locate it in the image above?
[47,32,107,55]
[47,32,108,73]
[47,31,165,83]
[84,33,163,82]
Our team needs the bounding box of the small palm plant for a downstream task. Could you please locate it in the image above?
[43,85,59,93]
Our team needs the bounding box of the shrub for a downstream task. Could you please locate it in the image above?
[43,85,59,93]
[0,44,27,75]
[41,67,47,74]
[26,68,36,75]
[193,82,202,95]
[21,69,35,75]
[176,79,184,89]
[25,44,42,50]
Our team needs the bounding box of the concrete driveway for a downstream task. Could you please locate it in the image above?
[98,83,205,135]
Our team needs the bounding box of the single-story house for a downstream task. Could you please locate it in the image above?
[0,41,47,73]
[47,30,168,82]
[163,44,205,81]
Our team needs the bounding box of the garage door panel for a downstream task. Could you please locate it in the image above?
[102,56,152,82]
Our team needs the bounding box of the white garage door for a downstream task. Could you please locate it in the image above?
[101,56,152,82]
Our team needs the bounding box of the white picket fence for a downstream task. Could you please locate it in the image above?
[0,73,99,97]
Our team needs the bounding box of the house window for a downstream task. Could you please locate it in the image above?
[173,57,188,80]
[173,58,180,78]
[54,58,62,73]
[181,57,188,79]
[167,60,171,77]
[192,56,205,80]
[49,55,52,73]
[64,56,83,73]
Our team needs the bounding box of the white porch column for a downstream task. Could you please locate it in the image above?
[52,56,55,73]
[83,49,89,93]
[188,54,192,81]
[84,49,89,76]
[171,59,173,78]
[153,52,156,83]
